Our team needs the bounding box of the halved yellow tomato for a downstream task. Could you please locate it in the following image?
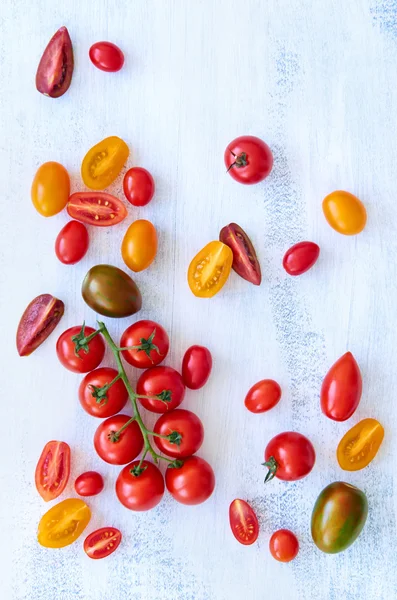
[337,418,384,471]
[188,241,233,298]
[81,136,129,190]
[31,162,70,217]
[37,498,91,548]
[322,190,367,235]
[121,219,158,272]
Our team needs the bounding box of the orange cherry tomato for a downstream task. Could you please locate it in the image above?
[188,241,233,298]
[337,418,384,471]
[121,219,158,272]
[31,162,70,217]
[229,499,259,545]
[35,440,70,502]
[322,191,367,235]
[269,529,299,562]
[37,498,91,548]
[81,136,129,190]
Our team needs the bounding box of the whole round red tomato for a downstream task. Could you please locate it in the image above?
[56,325,105,373]
[136,366,185,413]
[165,456,215,505]
[120,320,169,369]
[79,367,128,418]
[153,409,204,458]
[264,432,315,482]
[55,220,89,265]
[224,136,273,184]
[283,241,320,276]
[321,352,362,421]
[269,529,299,562]
[84,527,122,559]
[94,414,144,465]
[75,471,104,497]
[116,460,164,511]
[89,41,124,72]
[245,379,281,413]
[123,167,155,207]
[182,345,212,390]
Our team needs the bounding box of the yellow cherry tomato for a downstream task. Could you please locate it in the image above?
[31,162,70,217]
[81,136,129,190]
[188,241,233,298]
[322,190,367,235]
[337,418,384,471]
[37,498,91,548]
[121,219,158,272]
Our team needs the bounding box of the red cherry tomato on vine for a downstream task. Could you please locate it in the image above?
[153,409,204,458]
[283,241,320,276]
[55,221,89,265]
[321,352,362,421]
[165,456,215,505]
[136,366,185,413]
[224,136,273,185]
[75,471,104,497]
[229,499,259,545]
[116,461,164,511]
[269,529,299,562]
[35,441,70,502]
[123,167,155,207]
[84,527,122,559]
[120,320,169,369]
[89,42,124,72]
[94,414,144,465]
[244,379,281,413]
[264,432,315,482]
[56,325,105,373]
[182,345,212,390]
[79,367,128,418]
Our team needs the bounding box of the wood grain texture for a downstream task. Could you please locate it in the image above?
[1,0,397,598]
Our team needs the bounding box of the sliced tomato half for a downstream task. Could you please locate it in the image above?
[84,527,122,559]
[67,192,127,227]
[35,440,71,501]
[229,499,259,545]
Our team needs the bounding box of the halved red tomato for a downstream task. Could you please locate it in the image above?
[84,527,122,559]
[229,499,259,545]
[67,192,127,226]
[35,441,71,501]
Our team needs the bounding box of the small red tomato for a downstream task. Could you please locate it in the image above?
[153,409,204,458]
[79,367,128,418]
[244,379,281,413]
[321,352,362,421]
[67,192,127,227]
[136,366,185,413]
[283,241,320,276]
[55,221,89,265]
[182,345,212,390]
[17,294,64,356]
[75,471,104,497]
[229,499,259,545]
[165,456,215,505]
[269,529,299,562]
[120,320,169,369]
[56,325,105,373]
[264,432,315,482]
[123,167,155,207]
[84,527,122,559]
[116,461,164,511]
[89,42,124,72]
[225,136,273,184]
[219,223,261,285]
[94,414,144,465]
[36,26,74,98]
[35,441,70,502]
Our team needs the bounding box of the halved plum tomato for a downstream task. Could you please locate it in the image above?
[35,440,70,502]
[188,241,233,298]
[229,499,259,545]
[337,418,384,471]
[283,241,320,276]
[36,26,74,98]
[81,136,129,190]
[84,527,122,559]
[17,294,64,356]
[37,498,91,548]
[219,223,261,285]
[67,192,127,227]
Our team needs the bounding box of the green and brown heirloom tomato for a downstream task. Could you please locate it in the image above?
[311,482,368,554]
[82,264,142,318]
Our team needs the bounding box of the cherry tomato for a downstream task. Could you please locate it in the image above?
[323,191,367,235]
[56,325,105,373]
[67,192,127,227]
[188,241,233,298]
[269,529,299,562]
[136,366,185,413]
[165,456,215,505]
[225,136,273,184]
[264,432,315,482]
[229,499,259,546]
[337,418,384,471]
[31,162,70,217]
[283,241,320,276]
[35,441,70,502]
[120,320,169,369]
[123,167,155,206]
[153,409,204,458]
[89,42,124,72]
[116,461,164,511]
[81,136,129,190]
[36,26,74,98]
[182,345,212,390]
[82,264,142,318]
[84,527,122,559]
[94,414,144,465]
[219,223,261,285]
[16,294,64,356]
[55,221,89,265]
[121,220,158,272]
[37,498,91,548]
[321,352,362,421]
[244,379,281,413]
[79,367,128,418]
[75,471,104,497]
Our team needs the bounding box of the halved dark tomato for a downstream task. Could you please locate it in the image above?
[84,527,122,559]
[36,26,74,98]
[219,223,261,285]
[35,440,71,501]
[229,499,259,545]
[67,192,127,227]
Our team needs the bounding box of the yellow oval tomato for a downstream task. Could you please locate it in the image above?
[337,418,384,471]
[322,190,367,235]
[31,162,70,217]
[81,136,129,190]
[121,219,158,272]
[188,241,233,298]
[37,498,91,548]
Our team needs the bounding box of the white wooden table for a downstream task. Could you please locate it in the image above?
[1,1,397,598]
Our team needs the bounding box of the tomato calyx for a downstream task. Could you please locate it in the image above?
[71,322,102,357]
[130,463,148,477]
[226,150,248,172]
[167,431,182,446]
[108,417,136,443]
[89,373,121,405]
[166,459,184,469]
[119,329,162,362]
[262,456,279,483]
